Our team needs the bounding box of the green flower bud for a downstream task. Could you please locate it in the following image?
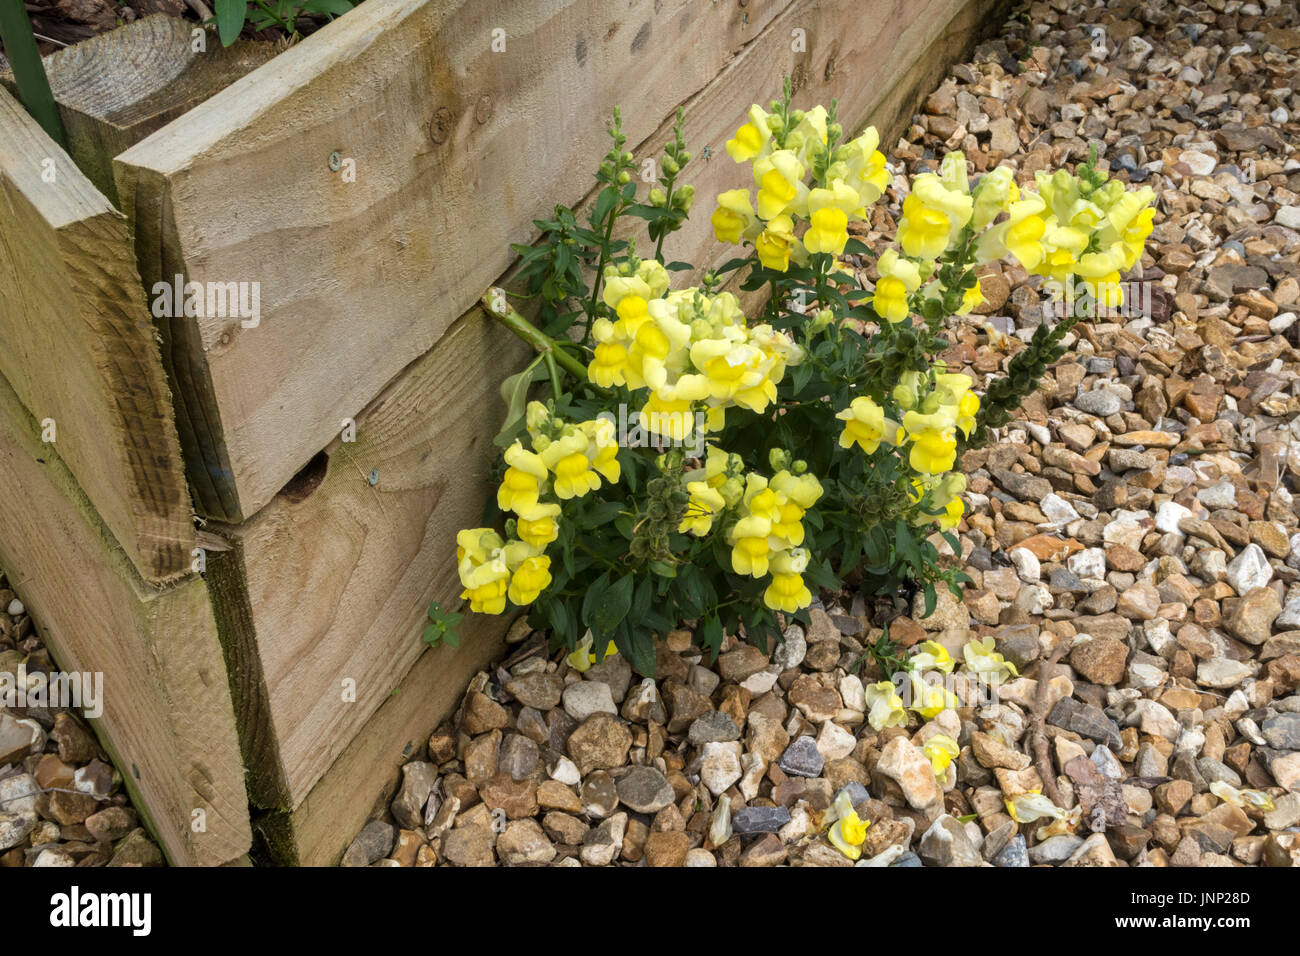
[769,448,792,472]
[679,151,691,164]
[621,151,634,164]
[649,187,667,207]
[617,170,631,185]
[807,308,834,333]
[662,156,680,175]
[792,460,808,475]
[827,122,843,141]
[671,184,695,213]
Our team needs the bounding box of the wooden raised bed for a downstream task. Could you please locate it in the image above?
[0,0,1003,865]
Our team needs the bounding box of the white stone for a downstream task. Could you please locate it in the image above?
[839,674,866,713]
[1069,547,1107,581]
[816,721,857,761]
[1128,700,1180,742]
[740,669,779,695]
[772,624,807,671]
[1196,481,1236,509]
[1276,596,1300,630]
[5,599,22,616]
[698,741,742,796]
[1276,206,1300,230]
[1197,658,1255,689]
[561,681,617,721]
[1155,500,1192,535]
[1226,543,1272,595]
[1039,493,1080,530]
[550,756,581,786]
[1270,312,1297,334]
[685,848,717,867]
[1009,547,1041,583]
[1178,150,1217,176]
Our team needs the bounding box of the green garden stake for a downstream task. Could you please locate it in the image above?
[0,0,68,149]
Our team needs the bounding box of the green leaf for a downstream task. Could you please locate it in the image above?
[494,355,544,446]
[214,0,248,46]
[591,574,634,638]
[614,628,656,677]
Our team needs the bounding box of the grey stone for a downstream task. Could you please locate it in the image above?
[614,766,675,814]
[732,805,792,834]
[778,735,825,778]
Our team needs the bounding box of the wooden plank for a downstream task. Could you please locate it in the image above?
[0,85,195,584]
[113,0,794,522]
[0,370,249,867]
[206,307,530,808]
[253,621,510,866]
[2,15,276,206]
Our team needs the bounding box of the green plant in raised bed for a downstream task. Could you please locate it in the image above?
[212,0,355,46]
[452,81,1156,683]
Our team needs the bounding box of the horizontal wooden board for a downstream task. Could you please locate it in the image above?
[206,307,530,808]
[0,371,248,866]
[0,86,194,584]
[113,0,794,521]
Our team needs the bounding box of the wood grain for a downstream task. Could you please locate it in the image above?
[206,307,530,809]
[113,0,795,522]
[0,370,249,866]
[0,85,195,584]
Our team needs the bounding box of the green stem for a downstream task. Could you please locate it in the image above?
[585,208,619,344]
[481,290,593,383]
[544,351,563,400]
[0,3,67,149]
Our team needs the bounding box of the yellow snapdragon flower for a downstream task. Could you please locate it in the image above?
[728,513,775,577]
[803,189,850,256]
[871,249,922,323]
[911,639,955,674]
[1209,781,1276,812]
[900,409,958,474]
[827,789,869,860]
[588,339,631,387]
[497,441,548,514]
[763,548,812,613]
[566,632,620,673]
[540,431,600,500]
[753,150,806,219]
[725,104,773,162]
[836,395,889,454]
[909,672,959,720]
[514,501,561,550]
[864,680,907,731]
[712,188,759,245]
[923,734,960,777]
[754,214,799,271]
[507,554,552,605]
[838,126,890,205]
[962,636,1019,680]
[976,196,1047,270]
[456,528,509,614]
[679,480,726,536]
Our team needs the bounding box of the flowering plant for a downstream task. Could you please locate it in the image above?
[454,82,1154,676]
